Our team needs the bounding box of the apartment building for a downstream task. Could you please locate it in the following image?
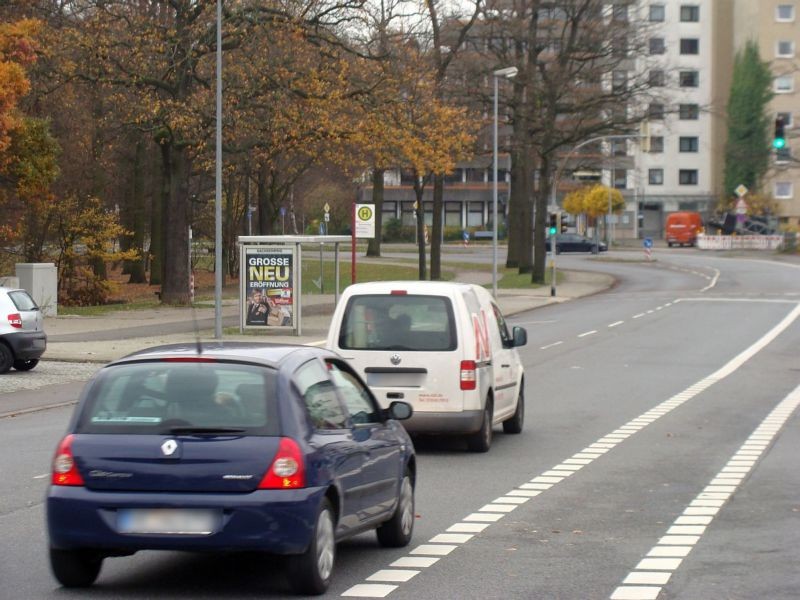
[735,0,800,227]
[632,1,733,238]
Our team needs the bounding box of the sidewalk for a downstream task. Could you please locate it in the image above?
[42,269,614,363]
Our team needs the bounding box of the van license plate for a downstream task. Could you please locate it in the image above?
[118,509,218,535]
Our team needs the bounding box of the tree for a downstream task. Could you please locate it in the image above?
[0,18,38,167]
[563,183,624,242]
[723,41,773,198]
[472,1,653,283]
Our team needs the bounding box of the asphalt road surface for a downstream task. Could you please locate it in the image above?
[1,250,798,600]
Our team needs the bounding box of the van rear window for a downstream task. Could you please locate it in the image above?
[76,362,280,435]
[339,295,457,351]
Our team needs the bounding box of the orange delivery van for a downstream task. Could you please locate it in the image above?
[665,211,703,247]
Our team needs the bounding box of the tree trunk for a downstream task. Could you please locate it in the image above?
[430,174,444,280]
[366,168,384,257]
[516,142,536,274]
[160,143,191,304]
[149,142,166,286]
[125,138,147,283]
[506,142,526,268]
[413,178,427,280]
[531,158,551,284]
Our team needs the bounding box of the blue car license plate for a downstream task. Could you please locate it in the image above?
[117,509,219,535]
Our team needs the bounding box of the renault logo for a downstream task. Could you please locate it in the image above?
[161,439,179,456]
[390,354,401,365]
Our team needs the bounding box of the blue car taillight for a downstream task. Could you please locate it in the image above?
[52,434,85,487]
[258,437,306,489]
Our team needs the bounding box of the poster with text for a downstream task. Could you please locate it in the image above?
[241,246,295,329]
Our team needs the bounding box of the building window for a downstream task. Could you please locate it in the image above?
[614,170,627,189]
[612,70,628,92]
[382,201,397,221]
[775,75,794,93]
[649,136,664,153]
[648,169,664,185]
[680,5,700,22]
[774,182,793,198]
[648,103,665,119]
[679,104,700,119]
[444,202,461,227]
[649,4,665,22]
[776,40,795,57]
[776,146,792,163]
[680,38,700,55]
[467,201,484,227]
[400,201,416,226]
[679,169,698,185]
[679,136,699,152]
[649,70,666,87]
[679,70,699,87]
[649,38,666,54]
[776,5,795,21]
[777,112,793,128]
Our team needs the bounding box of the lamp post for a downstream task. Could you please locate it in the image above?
[492,66,518,299]
[214,0,223,339]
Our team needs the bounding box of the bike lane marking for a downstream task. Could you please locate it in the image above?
[341,303,800,599]
[610,382,800,600]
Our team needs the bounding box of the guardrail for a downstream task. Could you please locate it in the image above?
[697,234,784,251]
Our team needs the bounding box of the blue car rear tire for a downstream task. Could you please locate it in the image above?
[287,498,335,595]
[49,548,103,588]
[376,472,414,547]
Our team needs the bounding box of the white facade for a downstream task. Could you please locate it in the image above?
[632,0,726,215]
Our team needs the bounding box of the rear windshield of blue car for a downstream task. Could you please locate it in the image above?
[76,361,280,435]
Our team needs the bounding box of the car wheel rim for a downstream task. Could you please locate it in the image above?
[316,509,335,582]
[399,477,414,535]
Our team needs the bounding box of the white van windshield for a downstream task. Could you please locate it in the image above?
[339,294,457,351]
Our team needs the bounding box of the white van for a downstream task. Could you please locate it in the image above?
[326,281,527,452]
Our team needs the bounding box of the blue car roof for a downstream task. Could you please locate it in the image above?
[110,342,335,369]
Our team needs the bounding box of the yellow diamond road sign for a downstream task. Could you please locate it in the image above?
[355,204,375,239]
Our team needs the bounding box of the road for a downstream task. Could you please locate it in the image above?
[1,249,798,599]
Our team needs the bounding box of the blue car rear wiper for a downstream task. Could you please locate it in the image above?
[168,426,246,435]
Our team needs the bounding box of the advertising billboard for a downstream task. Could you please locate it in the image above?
[240,246,296,330]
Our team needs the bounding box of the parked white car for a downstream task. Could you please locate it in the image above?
[326,281,527,452]
[0,286,47,374]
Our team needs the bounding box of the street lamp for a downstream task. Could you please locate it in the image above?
[214,0,223,339]
[492,66,518,299]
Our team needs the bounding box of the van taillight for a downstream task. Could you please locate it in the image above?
[258,438,306,489]
[460,360,477,391]
[7,313,22,329]
[51,435,85,486]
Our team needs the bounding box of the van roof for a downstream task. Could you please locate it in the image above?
[341,280,478,295]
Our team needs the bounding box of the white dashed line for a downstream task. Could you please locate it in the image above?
[578,330,597,338]
[540,341,563,350]
[610,382,800,600]
[633,313,646,319]
[341,303,800,599]
[608,321,624,328]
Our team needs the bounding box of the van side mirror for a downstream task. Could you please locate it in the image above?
[387,401,413,421]
[512,326,527,347]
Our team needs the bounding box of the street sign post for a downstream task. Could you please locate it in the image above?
[354,204,376,239]
[643,237,653,261]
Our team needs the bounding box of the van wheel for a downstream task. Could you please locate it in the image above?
[503,385,524,434]
[287,498,335,595]
[467,399,493,453]
[667,242,673,247]
[49,548,103,587]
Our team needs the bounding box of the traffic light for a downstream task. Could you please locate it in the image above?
[774,117,786,149]
[548,213,558,235]
[560,214,569,233]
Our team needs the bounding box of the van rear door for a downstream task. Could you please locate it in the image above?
[333,292,463,413]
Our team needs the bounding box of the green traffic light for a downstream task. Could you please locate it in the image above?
[548,227,557,235]
[773,137,786,149]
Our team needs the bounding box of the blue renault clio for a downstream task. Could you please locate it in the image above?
[47,342,415,595]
